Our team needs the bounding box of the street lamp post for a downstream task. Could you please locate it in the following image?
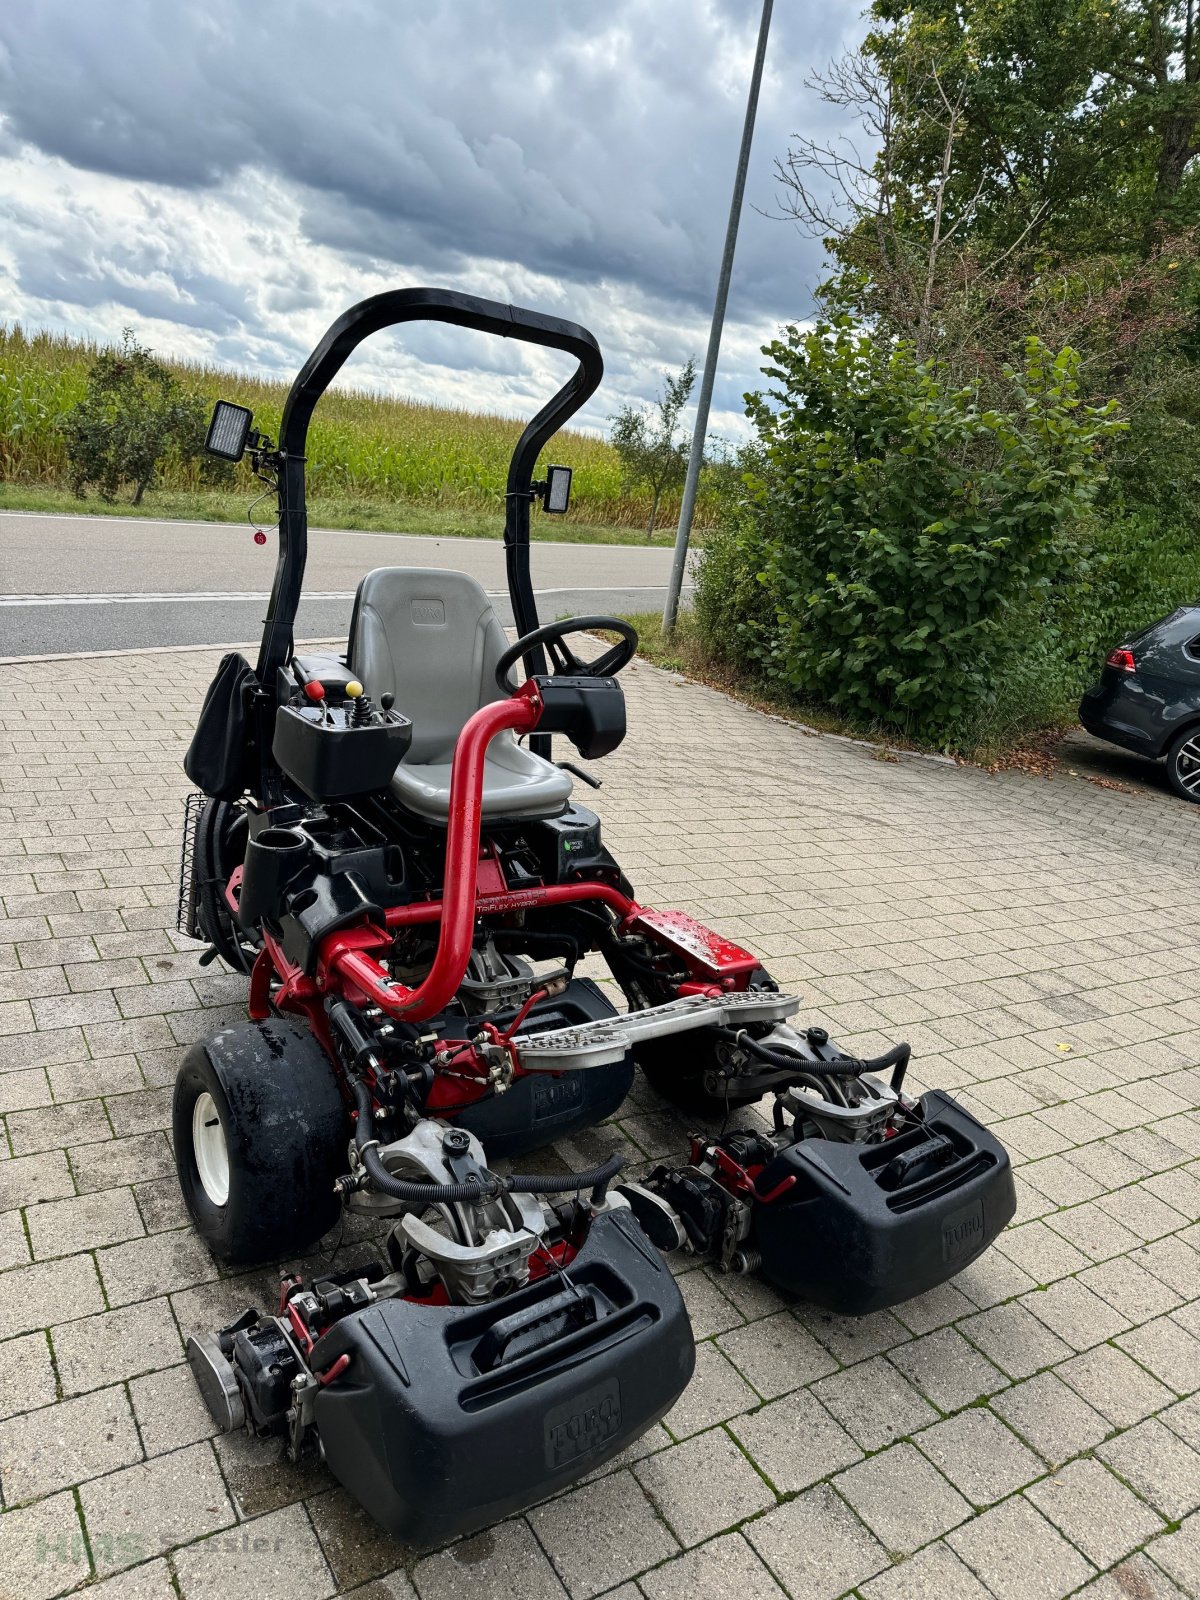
[662,0,773,634]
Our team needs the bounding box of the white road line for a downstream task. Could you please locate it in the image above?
[0,585,679,608]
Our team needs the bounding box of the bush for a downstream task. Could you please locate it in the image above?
[695,321,1125,750]
[63,330,215,504]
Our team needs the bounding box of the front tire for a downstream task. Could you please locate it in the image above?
[173,1018,348,1264]
[1165,727,1200,804]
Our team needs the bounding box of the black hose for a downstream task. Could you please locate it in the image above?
[715,1028,910,1080]
[350,1081,624,1204]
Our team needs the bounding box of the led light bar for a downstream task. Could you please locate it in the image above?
[205,401,254,462]
[543,465,572,514]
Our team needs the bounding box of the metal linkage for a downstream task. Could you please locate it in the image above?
[510,990,801,1072]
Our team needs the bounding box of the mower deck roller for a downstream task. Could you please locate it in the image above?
[172,284,1018,1544]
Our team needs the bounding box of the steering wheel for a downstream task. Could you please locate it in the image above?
[495,615,639,695]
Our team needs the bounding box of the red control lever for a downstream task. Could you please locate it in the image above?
[303,681,326,703]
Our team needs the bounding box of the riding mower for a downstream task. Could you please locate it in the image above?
[173,288,1015,1543]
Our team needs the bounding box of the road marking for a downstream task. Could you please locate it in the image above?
[0,585,679,608]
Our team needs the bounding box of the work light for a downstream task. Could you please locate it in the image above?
[543,465,572,514]
[205,400,254,462]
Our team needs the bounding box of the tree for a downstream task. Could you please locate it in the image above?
[609,358,697,538]
[63,329,208,503]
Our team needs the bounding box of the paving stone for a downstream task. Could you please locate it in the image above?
[129,1362,217,1453]
[947,1495,1094,1600]
[213,1428,333,1519]
[997,1218,1093,1282]
[800,1306,910,1364]
[77,1557,178,1600]
[730,1387,862,1494]
[1022,1277,1132,1350]
[1117,1315,1200,1396]
[0,1487,91,1600]
[1074,1553,1190,1599]
[413,1519,568,1600]
[80,1442,235,1571]
[7,1097,112,1156]
[811,1356,939,1452]
[892,1280,977,1336]
[1150,1509,1200,1596]
[0,1380,143,1501]
[1082,1256,1187,1325]
[1099,1417,1200,1520]
[528,1469,678,1598]
[68,1131,175,1193]
[0,1203,30,1269]
[1163,1393,1200,1452]
[53,1297,183,1394]
[0,1250,104,1338]
[636,1530,787,1600]
[131,1175,190,1234]
[96,1228,216,1305]
[835,1441,972,1555]
[745,1481,889,1600]
[661,1342,757,1441]
[633,1426,774,1547]
[306,1487,414,1590]
[0,1328,58,1420]
[715,1310,837,1398]
[860,1540,993,1600]
[172,1503,335,1600]
[26,1185,145,1258]
[1026,1455,1166,1567]
[991,1369,1112,1464]
[887,1325,1009,1413]
[0,1147,76,1209]
[1059,1341,1177,1428]
[49,1055,145,1102]
[674,1270,743,1339]
[958,1300,1073,1379]
[914,1407,1044,1507]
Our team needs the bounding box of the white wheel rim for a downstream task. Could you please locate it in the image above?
[192,1091,230,1207]
[1176,737,1200,795]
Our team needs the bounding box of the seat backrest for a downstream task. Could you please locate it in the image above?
[348,568,508,763]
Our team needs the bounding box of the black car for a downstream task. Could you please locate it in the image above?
[1080,604,1200,802]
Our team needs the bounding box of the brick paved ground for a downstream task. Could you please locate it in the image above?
[1,645,1199,1600]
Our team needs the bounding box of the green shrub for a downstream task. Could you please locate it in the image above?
[697,321,1125,750]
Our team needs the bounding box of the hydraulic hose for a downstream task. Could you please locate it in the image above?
[715,1029,911,1080]
[350,1081,624,1204]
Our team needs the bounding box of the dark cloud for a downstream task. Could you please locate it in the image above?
[0,0,862,429]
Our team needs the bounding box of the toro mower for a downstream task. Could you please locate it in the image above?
[173,288,1015,1542]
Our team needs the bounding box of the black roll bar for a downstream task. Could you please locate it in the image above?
[257,287,604,696]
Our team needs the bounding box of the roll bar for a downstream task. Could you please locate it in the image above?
[257,287,604,691]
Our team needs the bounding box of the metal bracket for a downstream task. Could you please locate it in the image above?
[510,990,801,1072]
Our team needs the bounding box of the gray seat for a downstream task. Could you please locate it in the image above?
[347,567,573,822]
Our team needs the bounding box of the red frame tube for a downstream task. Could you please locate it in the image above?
[326,685,548,1023]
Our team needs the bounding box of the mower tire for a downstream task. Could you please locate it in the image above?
[173,1018,348,1265]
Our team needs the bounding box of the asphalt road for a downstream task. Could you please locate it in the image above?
[0,511,688,657]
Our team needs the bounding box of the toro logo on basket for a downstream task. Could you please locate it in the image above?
[941,1198,985,1263]
[544,1377,622,1470]
[532,1073,585,1121]
[410,599,446,624]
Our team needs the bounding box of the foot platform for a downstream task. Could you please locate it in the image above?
[510,990,801,1072]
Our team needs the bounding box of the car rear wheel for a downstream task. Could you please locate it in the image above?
[1165,728,1200,804]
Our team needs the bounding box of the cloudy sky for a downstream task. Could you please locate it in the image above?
[0,1,862,440]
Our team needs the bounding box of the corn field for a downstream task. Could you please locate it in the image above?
[0,325,711,530]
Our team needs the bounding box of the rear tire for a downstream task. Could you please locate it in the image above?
[173,1018,349,1265]
[1165,727,1200,804]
